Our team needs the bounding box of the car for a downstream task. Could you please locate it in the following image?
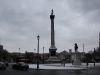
[4,62,9,67]
[12,62,29,70]
[0,62,6,70]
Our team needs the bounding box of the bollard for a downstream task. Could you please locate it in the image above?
[86,62,88,68]
[87,62,88,66]
[94,61,95,66]
[64,59,65,67]
[72,60,73,65]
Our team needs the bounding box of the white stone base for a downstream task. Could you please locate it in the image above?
[73,59,81,65]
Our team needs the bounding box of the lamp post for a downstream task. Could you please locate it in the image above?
[83,44,85,62]
[43,47,44,64]
[37,35,40,69]
[19,48,20,56]
[83,44,84,52]
[19,48,20,62]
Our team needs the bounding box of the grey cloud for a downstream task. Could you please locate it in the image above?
[0,0,100,53]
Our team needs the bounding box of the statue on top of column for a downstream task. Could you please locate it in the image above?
[74,43,78,52]
[51,9,53,15]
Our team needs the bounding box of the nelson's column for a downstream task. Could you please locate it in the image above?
[47,9,59,62]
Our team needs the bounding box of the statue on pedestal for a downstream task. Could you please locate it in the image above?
[73,43,81,65]
[74,43,78,52]
[51,9,53,15]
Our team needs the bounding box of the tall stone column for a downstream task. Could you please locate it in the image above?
[49,9,57,56]
[50,11,55,47]
[99,33,100,50]
[46,9,59,62]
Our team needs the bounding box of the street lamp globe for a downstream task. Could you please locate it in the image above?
[37,35,40,40]
[43,47,44,49]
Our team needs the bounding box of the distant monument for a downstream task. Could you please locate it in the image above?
[0,44,3,50]
[73,43,81,65]
[46,9,60,62]
[0,39,3,50]
[74,43,78,52]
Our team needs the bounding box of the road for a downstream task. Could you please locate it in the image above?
[0,64,100,75]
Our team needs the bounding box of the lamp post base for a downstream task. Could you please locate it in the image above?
[37,60,39,69]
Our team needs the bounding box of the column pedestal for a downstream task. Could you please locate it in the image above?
[46,46,60,62]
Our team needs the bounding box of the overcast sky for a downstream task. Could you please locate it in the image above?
[0,0,100,53]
